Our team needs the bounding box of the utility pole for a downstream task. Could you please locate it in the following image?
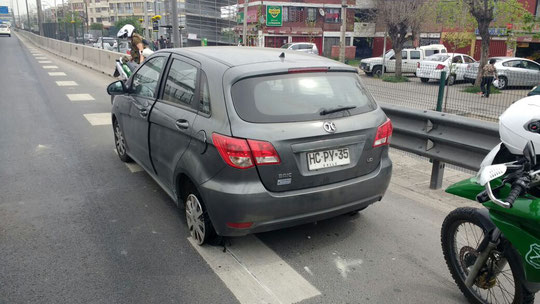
[35,0,43,35]
[15,0,21,28]
[24,0,30,30]
[84,0,88,34]
[338,0,347,62]
[143,0,148,37]
[170,0,179,47]
[242,0,248,45]
[381,30,387,77]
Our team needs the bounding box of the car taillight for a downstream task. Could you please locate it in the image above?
[436,64,445,70]
[417,62,420,68]
[373,119,393,148]
[247,139,281,165]
[212,134,280,169]
[127,50,130,55]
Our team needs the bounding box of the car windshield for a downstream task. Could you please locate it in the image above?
[231,72,377,123]
[281,43,292,49]
[425,54,450,62]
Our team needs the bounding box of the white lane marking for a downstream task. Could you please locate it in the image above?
[43,65,59,69]
[34,56,47,59]
[112,149,143,172]
[189,235,321,304]
[83,113,111,126]
[56,81,78,86]
[38,60,52,63]
[66,93,94,101]
[48,72,67,76]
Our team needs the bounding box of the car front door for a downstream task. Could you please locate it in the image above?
[149,55,200,190]
[502,60,524,86]
[407,50,421,73]
[523,60,540,86]
[123,55,169,172]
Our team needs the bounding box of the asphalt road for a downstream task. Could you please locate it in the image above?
[0,33,503,304]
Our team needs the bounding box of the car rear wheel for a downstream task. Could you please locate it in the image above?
[447,74,456,86]
[497,76,508,90]
[185,192,215,245]
[113,119,132,162]
[420,78,429,83]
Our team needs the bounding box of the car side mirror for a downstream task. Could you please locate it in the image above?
[107,80,127,96]
[523,140,537,167]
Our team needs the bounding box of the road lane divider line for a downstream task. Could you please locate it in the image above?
[56,81,78,87]
[112,149,144,172]
[38,60,52,64]
[42,65,59,69]
[188,235,321,304]
[83,113,111,126]
[48,72,67,76]
[67,94,94,101]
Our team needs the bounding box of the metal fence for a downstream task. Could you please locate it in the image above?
[359,58,538,122]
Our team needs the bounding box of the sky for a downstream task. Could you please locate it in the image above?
[0,0,57,17]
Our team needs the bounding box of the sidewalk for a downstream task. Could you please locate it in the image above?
[388,149,477,213]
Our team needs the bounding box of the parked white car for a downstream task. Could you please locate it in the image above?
[0,24,11,37]
[416,53,476,85]
[280,42,319,55]
[463,57,540,89]
[93,37,117,50]
[360,44,447,77]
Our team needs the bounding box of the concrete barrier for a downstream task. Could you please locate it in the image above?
[16,30,122,77]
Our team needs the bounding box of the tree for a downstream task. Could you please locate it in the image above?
[435,0,530,85]
[90,23,103,30]
[375,0,427,77]
[115,17,142,36]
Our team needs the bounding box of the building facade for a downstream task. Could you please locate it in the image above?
[236,0,376,57]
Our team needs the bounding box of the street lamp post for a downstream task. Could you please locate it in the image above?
[24,0,30,30]
[35,0,44,35]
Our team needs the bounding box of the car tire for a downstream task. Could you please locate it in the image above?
[185,189,216,246]
[364,71,373,77]
[113,119,132,163]
[498,76,508,90]
[420,78,429,83]
[372,66,383,78]
[447,74,456,86]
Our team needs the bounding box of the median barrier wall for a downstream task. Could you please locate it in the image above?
[17,30,122,77]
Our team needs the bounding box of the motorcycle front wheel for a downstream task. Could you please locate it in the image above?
[441,207,535,304]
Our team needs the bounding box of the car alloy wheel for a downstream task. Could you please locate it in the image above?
[186,194,208,245]
[113,120,131,162]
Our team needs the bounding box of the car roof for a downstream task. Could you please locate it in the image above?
[162,47,348,68]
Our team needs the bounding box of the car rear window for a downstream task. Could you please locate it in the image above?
[0,24,7,28]
[231,72,377,123]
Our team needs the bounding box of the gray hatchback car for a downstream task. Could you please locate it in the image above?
[107,47,392,245]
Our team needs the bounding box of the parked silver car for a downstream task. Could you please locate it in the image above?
[463,57,540,89]
[107,47,392,245]
[280,42,319,55]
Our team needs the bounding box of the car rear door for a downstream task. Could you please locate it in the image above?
[122,55,169,172]
[228,71,388,192]
[523,60,540,86]
[148,55,200,190]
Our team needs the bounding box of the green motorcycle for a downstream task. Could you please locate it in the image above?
[442,141,540,304]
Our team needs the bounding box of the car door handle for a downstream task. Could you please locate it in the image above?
[175,119,189,130]
[139,108,148,118]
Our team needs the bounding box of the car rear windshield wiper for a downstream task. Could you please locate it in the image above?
[320,106,357,116]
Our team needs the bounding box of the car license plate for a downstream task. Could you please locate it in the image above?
[307,148,350,171]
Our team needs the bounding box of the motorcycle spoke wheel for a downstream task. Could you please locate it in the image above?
[441,207,534,304]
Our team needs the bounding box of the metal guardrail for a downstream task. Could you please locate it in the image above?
[380,103,500,189]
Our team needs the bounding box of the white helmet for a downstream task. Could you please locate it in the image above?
[499,95,540,155]
[117,24,135,38]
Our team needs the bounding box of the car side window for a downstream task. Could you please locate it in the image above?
[131,56,167,98]
[410,51,420,60]
[463,56,475,63]
[523,61,540,71]
[452,56,463,64]
[162,59,198,107]
[199,71,211,115]
[401,51,408,60]
[291,44,300,50]
[503,60,521,68]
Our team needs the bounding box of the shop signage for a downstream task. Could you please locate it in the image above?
[266,6,282,27]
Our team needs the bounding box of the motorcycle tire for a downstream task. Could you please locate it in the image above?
[441,207,534,304]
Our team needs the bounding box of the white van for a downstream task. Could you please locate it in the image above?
[360,44,447,77]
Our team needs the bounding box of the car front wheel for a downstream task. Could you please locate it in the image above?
[113,119,132,162]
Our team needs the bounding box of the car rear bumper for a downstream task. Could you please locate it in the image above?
[199,151,392,236]
[416,69,444,80]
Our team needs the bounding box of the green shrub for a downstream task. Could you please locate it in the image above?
[382,76,410,83]
[461,86,501,94]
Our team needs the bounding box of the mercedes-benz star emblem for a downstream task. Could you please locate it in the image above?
[323,121,336,133]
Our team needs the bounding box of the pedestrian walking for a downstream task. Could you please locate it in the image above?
[159,35,166,49]
[481,59,498,98]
